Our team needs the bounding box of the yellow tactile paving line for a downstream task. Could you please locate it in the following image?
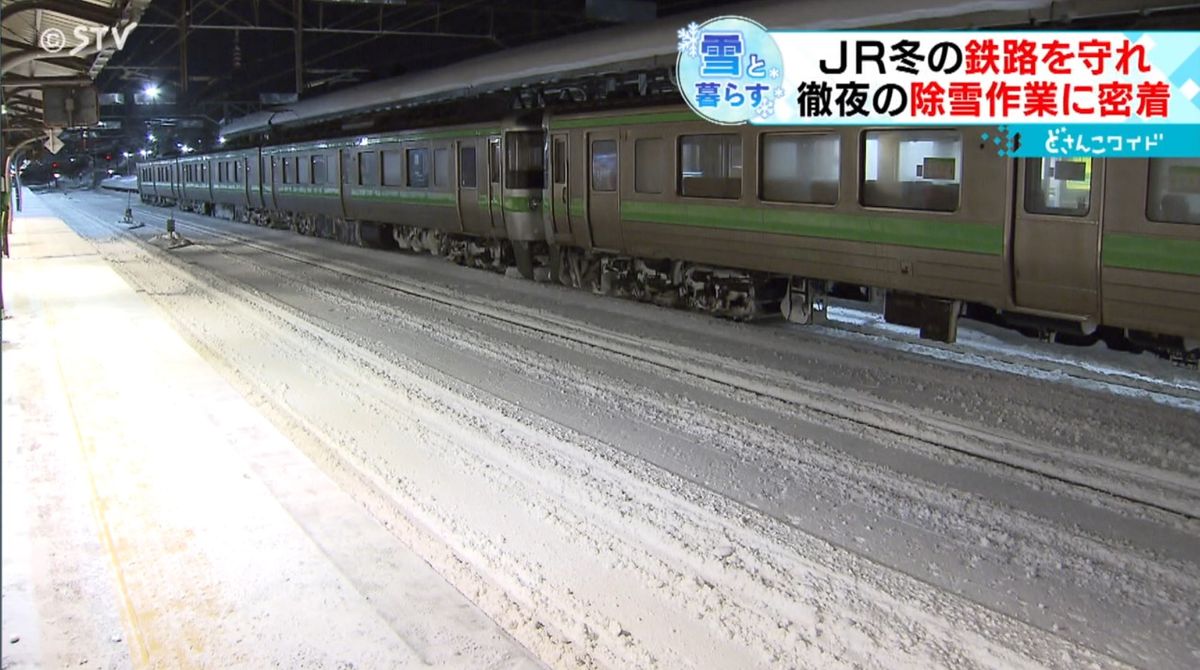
[27,221,214,668]
[52,356,153,668]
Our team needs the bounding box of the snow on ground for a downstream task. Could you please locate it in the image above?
[17,188,1200,669]
[1,197,542,669]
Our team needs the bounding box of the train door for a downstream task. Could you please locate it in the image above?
[241,156,250,205]
[268,155,279,210]
[249,152,265,209]
[339,148,354,213]
[486,136,504,232]
[586,131,621,249]
[457,139,485,234]
[550,133,571,239]
[1011,157,1103,317]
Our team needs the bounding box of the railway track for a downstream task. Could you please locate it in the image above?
[114,199,1200,527]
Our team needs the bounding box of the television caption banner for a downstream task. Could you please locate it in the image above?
[676,18,1200,157]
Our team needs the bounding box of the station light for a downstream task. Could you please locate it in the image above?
[147,132,156,142]
[218,136,226,145]
[138,149,150,158]
[181,144,193,154]
[122,151,132,159]
[143,83,161,100]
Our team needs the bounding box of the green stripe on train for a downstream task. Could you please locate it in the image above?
[350,188,455,206]
[1103,233,1200,276]
[619,200,1003,255]
[276,186,339,197]
[504,196,534,212]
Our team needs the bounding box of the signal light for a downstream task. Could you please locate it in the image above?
[51,161,59,169]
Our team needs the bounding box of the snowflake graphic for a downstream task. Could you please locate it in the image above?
[677,22,701,57]
[758,101,776,119]
[768,67,781,79]
[773,86,785,99]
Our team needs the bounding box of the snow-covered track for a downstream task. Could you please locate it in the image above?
[123,203,1200,527]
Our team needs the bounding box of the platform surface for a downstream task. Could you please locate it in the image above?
[1,191,540,669]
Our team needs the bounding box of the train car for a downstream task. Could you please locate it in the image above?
[341,114,544,273]
[137,157,179,206]
[244,115,546,272]
[177,153,211,213]
[205,149,254,219]
[542,105,1199,352]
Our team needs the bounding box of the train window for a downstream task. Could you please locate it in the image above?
[460,146,477,188]
[861,130,960,212]
[679,134,742,199]
[552,138,566,185]
[342,152,355,184]
[761,133,840,204]
[359,151,379,186]
[1025,158,1091,216]
[634,138,664,194]
[234,161,241,183]
[297,156,310,184]
[433,148,449,187]
[489,139,502,183]
[282,158,290,184]
[407,148,429,188]
[311,155,327,184]
[381,150,403,186]
[505,132,544,189]
[591,140,618,192]
[1146,158,1200,225]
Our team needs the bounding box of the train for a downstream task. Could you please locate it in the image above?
[137,105,1200,361]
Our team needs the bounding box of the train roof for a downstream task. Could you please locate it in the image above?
[220,0,1063,140]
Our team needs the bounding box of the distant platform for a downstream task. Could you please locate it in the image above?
[1,190,539,669]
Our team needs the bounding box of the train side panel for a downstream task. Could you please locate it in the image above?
[1101,158,1200,340]
[549,107,1009,309]
[342,135,463,234]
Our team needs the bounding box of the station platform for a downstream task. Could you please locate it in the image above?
[0,191,538,669]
